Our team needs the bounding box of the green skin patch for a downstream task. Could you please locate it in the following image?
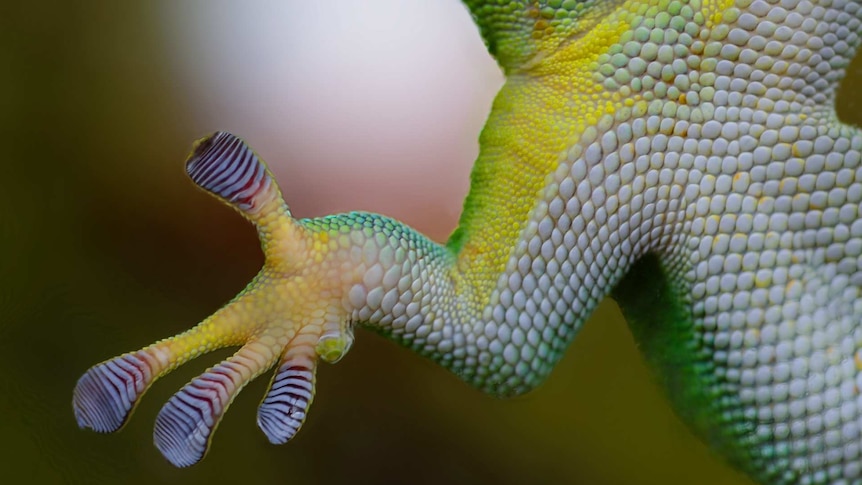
[614,254,768,482]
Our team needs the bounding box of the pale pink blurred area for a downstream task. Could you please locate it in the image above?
[160,0,504,241]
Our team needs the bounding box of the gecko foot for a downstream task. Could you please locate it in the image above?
[73,132,353,466]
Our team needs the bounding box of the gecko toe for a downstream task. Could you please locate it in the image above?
[73,352,159,433]
[257,359,316,445]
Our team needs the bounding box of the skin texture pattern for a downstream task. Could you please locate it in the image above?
[74,1,862,483]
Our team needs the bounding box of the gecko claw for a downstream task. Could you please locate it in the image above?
[316,323,355,364]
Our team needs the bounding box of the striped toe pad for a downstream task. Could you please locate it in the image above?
[186,131,274,213]
[73,351,160,433]
[153,362,247,467]
[257,360,316,445]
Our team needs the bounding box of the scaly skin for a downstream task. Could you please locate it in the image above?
[74,1,862,483]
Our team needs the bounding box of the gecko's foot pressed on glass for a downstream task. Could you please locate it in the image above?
[73,1,862,481]
[73,132,354,467]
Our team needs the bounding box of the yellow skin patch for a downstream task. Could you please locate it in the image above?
[455,0,735,304]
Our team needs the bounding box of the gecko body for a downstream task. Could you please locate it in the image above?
[74,1,862,483]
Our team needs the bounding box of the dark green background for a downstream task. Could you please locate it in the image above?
[4,2,862,484]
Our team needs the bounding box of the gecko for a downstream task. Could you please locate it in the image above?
[73,0,862,483]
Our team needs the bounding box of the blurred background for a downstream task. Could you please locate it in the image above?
[4,1,862,484]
